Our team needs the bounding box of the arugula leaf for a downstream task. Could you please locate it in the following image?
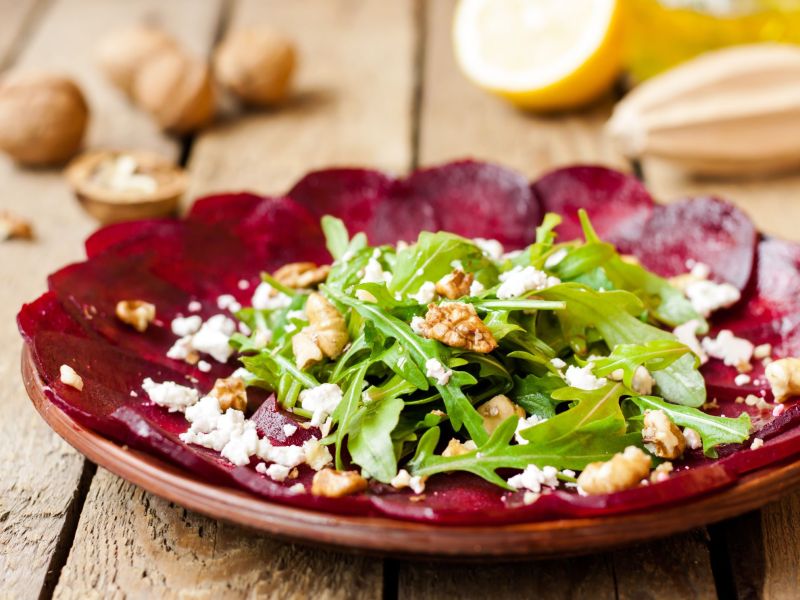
[629,396,751,457]
[553,242,616,280]
[541,284,706,407]
[591,340,694,389]
[389,232,490,295]
[321,216,350,260]
[348,395,404,482]
[332,362,370,469]
[512,374,563,418]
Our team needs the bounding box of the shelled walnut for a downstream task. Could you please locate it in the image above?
[65,150,187,223]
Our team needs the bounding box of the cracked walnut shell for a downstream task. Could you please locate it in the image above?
[417,302,497,353]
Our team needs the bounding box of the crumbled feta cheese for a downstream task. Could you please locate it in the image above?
[544,248,568,270]
[701,329,754,370]
[410,281,436,304]
[410,316,426,334]
[631,366,655,395]
[300,383,343,426]
[515,414,546,445]
[673,319,708,364]
[564,363,606,390]
[550,357,566,369]
[182,408,246,452]
[750,437,764,450]
[264,463,291,482]
[362,255,392,285]
[256,439,305,468]
[753,343,772,360]
[197,360,212,373]
[217,294,242,313]
[734,373,751,386]
[390,469,426,493]
[685,280,741,317]
[251,282,291,310]
[251,328,272,349]
[192,314,236,363]
[473,238,504,261]
[166,336,194,361]
[497,266,560,299]
[283,423,298,437]
[188,300,202,312]
[220,421,259,466]
[171,315,202,337]
[507,465,559,493]
[303,438,333,471]
[238,279,250,290]
[469,279,485,296]
[425,358,452,385]
[682,427,702,450]
[184,395,222,433]
[60,364,83,391]
[690,262,711,279]
[288,483,305,494]
[142,378,198,412]
[231,367,256,382]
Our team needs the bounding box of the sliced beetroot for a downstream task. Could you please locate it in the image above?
[85,220,167,258]
[623,197,757,290]
[250,395,318,444]
[390,160,540,248]
[533,166,654,246]
[288,168,392,236]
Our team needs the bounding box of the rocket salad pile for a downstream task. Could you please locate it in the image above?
[230,211,751,496]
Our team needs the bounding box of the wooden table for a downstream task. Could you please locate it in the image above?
[1,1,799,598]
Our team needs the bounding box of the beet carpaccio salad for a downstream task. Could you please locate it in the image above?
[19,161,800,524]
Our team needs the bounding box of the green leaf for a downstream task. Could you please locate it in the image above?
[540,283,706,407]
[591,340,694,389]
[630,396,751,457]
[511,374,563,418]
[332,362,370,469]
[348,394,405,482]
[553,242,616,280]
[321,216,350,260]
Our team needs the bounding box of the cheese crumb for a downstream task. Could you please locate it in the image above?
[507,465,559,493]
[410,316,426,334]
[564,363,607,391]
[753,343,772,360]
[473,238,504,261]
[188,300,202,312]
[410,281,436,304]
[750,437,764,450]
[303,438,333,471]
[59,364,84,391]
[283,423,298,437]
[142,378,198,412]
[192,314,236,363]
[263,463,291,482]
[171,315,202,337]
[631,365,655,395]
[425,358,452,385]
[469,279,485,296]
[685,280,741,317]
[497,266,560,299]
[251,282,291,310]
[390,469,427,494]
[217,294,242,313]
[673,319,708,364]
[515,414,546,445]
[550,357,566,369]
[701,330,754,370]
[683,427,703,450]
[300,383,343,426]
[734,373,751,386]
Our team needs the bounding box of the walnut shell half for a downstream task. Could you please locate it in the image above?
[65,149,187,223]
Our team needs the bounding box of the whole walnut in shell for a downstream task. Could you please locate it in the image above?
[133,48,215,134]
[214,27,296,106]
[0,73,89,165]
[96,25,178,95]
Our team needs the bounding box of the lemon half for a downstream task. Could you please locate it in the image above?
[453,0,623,111]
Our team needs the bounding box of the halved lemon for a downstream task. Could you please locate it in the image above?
[453,0,623,111]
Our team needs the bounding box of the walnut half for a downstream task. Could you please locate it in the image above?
[417,302,497,354]
[435,269,474,300]
[115,300,156,332]
[273,262,330,289]
[577,446,651,495]
[311,468,368,498]
[641,409,686,459]
[210,376,247,412]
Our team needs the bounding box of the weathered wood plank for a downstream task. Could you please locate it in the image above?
[399,2,719,597]
[0,0,42,68]
[57,0,415,597]
[0,0,220,597]
[187,0,416,197]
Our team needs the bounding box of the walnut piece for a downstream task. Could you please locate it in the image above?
[417,302,497,353]
[210,376,247,412]
[435,269,474,300]
[0,210,33,241]
[273,262,330,289]
[765,357,800,403]
[306,292,349,359]
[311,468,368,498]
[442,438,478,457]
[292,328,324,369]
[115,300,156,332]
[477,395,525,434]
[642,409,686,459]
[577,446,651,495]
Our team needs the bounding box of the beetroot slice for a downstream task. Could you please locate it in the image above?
[389,160,540,248]
[623,197,756,290]
[533,166,654,246]
[288,168,393,236]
